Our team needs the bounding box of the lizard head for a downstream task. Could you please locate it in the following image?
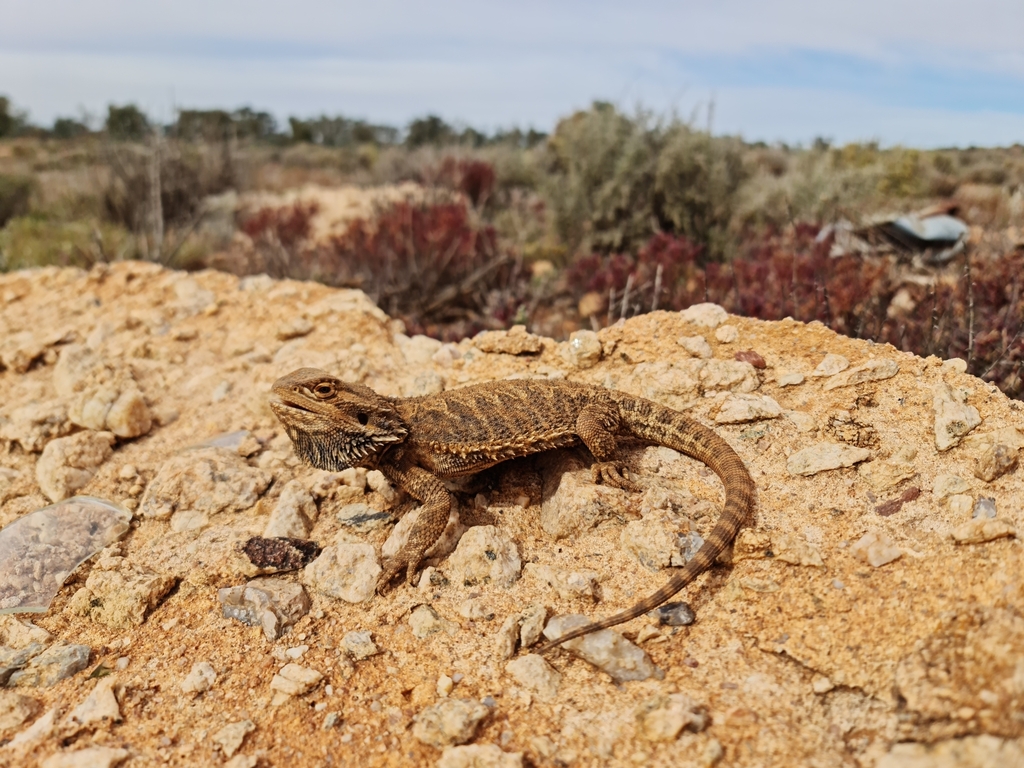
[269,367,409,471]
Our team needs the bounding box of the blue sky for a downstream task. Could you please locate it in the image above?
[2,0,1022,147]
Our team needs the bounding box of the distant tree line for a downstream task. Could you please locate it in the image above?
[0,95,547,148]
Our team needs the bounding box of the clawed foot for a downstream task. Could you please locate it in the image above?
[592,461,643,493]
[375,553,424,595]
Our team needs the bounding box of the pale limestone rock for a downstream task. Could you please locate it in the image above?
[850,531,902,567]
[973,443,1018,482]
[341,630,379,660]
[270,663,323,703]
[458,598,493,621]
[69,380,152,439]
[787,441,872,476]
[962,425,1024,452]
[505,654,561,700]
[676,335,712,359]
[0,691,40,738]
[0,330,48,374]
[948,494,973,516]
[679,303,728,328]
[218,578,311,641]
[932,473,971,499]
[0,400,71,453]
[35,431,115,502]
[629,360,705,410]
[304,539,381,603]
[783,410,816,432]
[53,345,102,398]
[700,360,760,393]
[542,615,662,683]
[857,447,918,491]
[140,448,271,523]
[772,532,825,567]
[409,605,459,639]
[71,565,176,628]
[636,693,707,741]
[224,755,258,768]
[563,330,602,368]
[776,371,805,387]
[446,528,520,589]
[523,563,599,600]
[932,381,982,451]
[365,469,397,502]
[474,325,543,355]
[811,354,849,377]
[540,453,630,539]
[714,325,738,343]
[263,480,318,538]
[0,617,52,649]
[382,503,463,564]
[711,393,781,424]
[213,719,255,758]
[941,357,969,373]
[876,735,1024,768]
[495,603,548,659]
[437,744,523,768]
[180,661,217,695]
[64,677,121,731]
[397,333,443,365]
[412,698,490,747]
[822,359,899,391]
[950,518,1016,544]
[731,529,773,562]
[41,747,129,768]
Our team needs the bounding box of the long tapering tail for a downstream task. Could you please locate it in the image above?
[535,395,755,652]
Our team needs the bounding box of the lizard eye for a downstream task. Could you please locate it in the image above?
[357,412,369,426]
[313,383,335,398]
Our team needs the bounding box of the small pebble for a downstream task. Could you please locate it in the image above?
[650,601,695,626]
[285,645,308,660]
[973,497,997,519]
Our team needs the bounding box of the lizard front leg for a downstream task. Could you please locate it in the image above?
[377,461,452,592]
[576,402,643,492]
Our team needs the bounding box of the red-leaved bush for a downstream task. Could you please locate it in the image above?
[568,228,1023,396]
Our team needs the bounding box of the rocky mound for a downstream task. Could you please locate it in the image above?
[1,262,1022,768]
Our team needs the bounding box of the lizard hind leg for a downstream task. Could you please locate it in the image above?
[577,403,643,493]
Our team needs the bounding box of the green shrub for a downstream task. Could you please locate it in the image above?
[0,174,34,227]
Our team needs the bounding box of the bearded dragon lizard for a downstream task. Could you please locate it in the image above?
[270,368,754,651]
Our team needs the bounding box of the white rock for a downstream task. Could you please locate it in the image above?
[542,615,662,683]
[711,393,781,424]
[850,531,902,567]
[857,447,917,491]
[64,677,121,730]
[811,354,849,377]
[69,380,152,439]
[181,661,217,695]
[540,453,630,539]
[932,381,982,451]
[563,330,603,369]
[140,447,271,522]
[772,532,824,567]
[776,372,805,387]
[218,578,311,642]
[412,698,490,747]
[787,441,872,476]
[950,518,1016,544]
[35,431,115,502]
[948,494,974,516]
[676,335,712,359]
[714,325,738,343]
[41,747,130,768]
[0,400,71,453]
[304,539,381,603]
[523,563,600,599]
[783,410,817,432]
[700,360,761,393]
[264,480,318,539]
[636,693,708,741]
[341,630,379,660]
[447,526,521,588]
[0,617,52,649]
[213,719,255,758]
[822,359,899,391]
[409,605,459,639]
[270,663,323,698]
[505,655,561,700]
[680,303,728,328]
[437,744,523,768]
[932,473,971,499]
[0,691,40,737]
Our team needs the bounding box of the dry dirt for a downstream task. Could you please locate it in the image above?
[1,261,1023,768]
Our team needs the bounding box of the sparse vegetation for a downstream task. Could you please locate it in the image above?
[2,94,1023,396]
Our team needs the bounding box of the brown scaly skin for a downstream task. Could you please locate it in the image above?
[270,368,755,651]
